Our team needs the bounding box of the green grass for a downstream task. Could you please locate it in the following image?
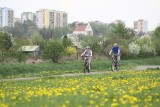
[0,56,160,79]
[0,70,159,107]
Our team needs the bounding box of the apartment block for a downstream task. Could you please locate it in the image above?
[21,12,36,23]
[36,9,68,29]
[134,19,148,33]
[0,7,14,28]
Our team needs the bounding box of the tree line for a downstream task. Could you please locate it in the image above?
[0,20,160,63]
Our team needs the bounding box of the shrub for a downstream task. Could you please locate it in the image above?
[43,39,65,63]
[129,42,140,56]
[66,46,77,55]
[136,35,155,57]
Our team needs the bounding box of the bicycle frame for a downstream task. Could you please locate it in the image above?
[111,54,119,71]
[83,56,90,73]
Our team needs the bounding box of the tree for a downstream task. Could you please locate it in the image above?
[43,39,65,63]
[9,20,38,37]
[53,27,63,38]
[62,35,72,48]
[153,26,160,55]
[90,21,108,35]
[0,32,13,63]
[153,26,160,38]
[0,32,13,51]
[81,36,102,55]
[113,22,128,38]
[39,27,53,40]
[31,32,45,51]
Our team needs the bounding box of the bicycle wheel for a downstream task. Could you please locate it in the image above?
[111,62,116,72]
[84,62,87,73]
[84,61,88,73]
[86,63,90,73]
[116,62,119,71]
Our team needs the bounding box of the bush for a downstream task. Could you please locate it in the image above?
[136,35,155,57]
[66,46,77,55]
[43,39,65,63]
[129,42,140,56]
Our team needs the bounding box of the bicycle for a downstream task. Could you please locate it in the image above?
[83,56,90,73]
[111,54,120,72]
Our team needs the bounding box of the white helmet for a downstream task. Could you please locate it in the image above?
[86,46,90,49]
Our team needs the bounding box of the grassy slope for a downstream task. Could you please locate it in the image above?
[0,56,160,79]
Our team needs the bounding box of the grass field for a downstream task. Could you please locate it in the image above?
[0,56,160,79]
[0,70,160,107]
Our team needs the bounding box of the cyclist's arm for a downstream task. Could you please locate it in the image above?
[90,50,93,57]
[109,50,112,55]
[81,50,86,57]
[118,49,120,54]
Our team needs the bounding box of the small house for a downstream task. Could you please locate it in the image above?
[19,45,40,56]
[73,23,93,36]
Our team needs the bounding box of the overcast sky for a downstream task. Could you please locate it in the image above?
[0,0,160,31]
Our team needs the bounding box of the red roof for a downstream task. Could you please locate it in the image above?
[74,26,86,31]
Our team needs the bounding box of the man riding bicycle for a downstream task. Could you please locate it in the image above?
[81,46,92,72]
[109,43,120,66]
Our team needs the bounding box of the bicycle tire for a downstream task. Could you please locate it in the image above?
[84,62,90,73]
[111,62,116,72]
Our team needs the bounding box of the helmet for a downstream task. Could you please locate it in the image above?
[86,46,90,49]
[114,43,118,46]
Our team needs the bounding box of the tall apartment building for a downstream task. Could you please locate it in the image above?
[36,9,50,28]
[0,7,14,28]
[21,12,36,23]
[36,9,68,29]
[134,19,148,33]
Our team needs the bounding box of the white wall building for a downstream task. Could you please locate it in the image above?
[134,19,148,33]
[73,23,93,36]
[0,7,14,28]
[21,12,36,23]
[36,10,45,29]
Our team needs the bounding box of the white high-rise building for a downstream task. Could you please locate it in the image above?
[0,7,14,28]
[21,12,36,23]
[36,9,47,29]
[134,19,148,33]
[36,9,68,29]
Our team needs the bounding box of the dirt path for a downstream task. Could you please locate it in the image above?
[0,65,160,82]
[135,65,160,70]
[0,71,109,82]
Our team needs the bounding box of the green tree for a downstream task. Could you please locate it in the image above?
[113,22,128,38]
[53,28,63,38]
[31,32,45,51]
[81,36,102,55]
[62,35,72,48]
[0,32,13,63]
[43,39,65,63]
[0,32,13,51]
[90,21,108,35]
[9,20,38,37]
[39,27,53,40]
[153,26,160,55]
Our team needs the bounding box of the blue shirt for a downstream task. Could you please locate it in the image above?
[112,46,120,54]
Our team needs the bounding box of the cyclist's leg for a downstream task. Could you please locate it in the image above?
[88,57,92,71]
[117,55,120,68]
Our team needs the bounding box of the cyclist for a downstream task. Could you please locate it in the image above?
[81,46,92,72]
[109,43,120,66]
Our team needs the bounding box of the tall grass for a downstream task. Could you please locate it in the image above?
[0,56,160,79]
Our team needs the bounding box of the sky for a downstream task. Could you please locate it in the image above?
[0,0,160,31]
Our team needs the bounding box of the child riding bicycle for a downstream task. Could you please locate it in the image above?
[81,46,92,72]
